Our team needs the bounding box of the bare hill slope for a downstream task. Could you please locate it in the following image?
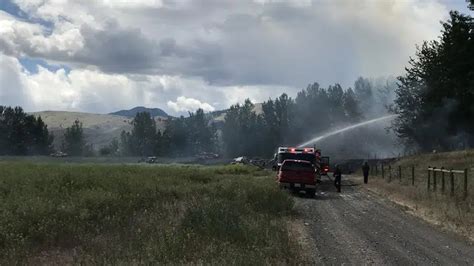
[32,111,167,150]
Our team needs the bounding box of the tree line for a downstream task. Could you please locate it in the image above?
[118,109,217,157]
[0,107,93,156]
[393,11,474,151]
[0,106,52,155]
[222,79,395,158]
[0,75,393,158]
[0,107,217,157]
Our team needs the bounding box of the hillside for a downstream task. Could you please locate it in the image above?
[109,106,168,118]
[31,104,261,151]
[32,111,167,150]
[211,103,263,122]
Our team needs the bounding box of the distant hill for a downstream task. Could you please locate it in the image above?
[31,104,260,151]
[210,103,263,122]
[32,111,167,150]
[109,106,168,118]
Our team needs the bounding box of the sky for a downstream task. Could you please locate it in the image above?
[0,0,471,115]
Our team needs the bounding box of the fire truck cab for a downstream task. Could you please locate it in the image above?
[274,147,322,196]
[274,147,320,167]
[273,147,322,179]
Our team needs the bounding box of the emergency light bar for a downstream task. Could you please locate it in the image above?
[278,147,315,153]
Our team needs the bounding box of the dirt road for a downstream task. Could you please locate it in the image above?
[295,176,474,265]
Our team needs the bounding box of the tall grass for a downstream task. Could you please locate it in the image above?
[0,162,298,264]
[366,150,474,240]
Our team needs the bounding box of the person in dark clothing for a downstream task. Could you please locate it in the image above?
[333,164,342,193]
[362,162,370,184]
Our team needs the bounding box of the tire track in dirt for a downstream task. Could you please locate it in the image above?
[294,176,474,265]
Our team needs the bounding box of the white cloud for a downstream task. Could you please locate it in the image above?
[0,53,164,112]
[0,53,30,107]
[3,0,450,87]
[100,0,164,9]
[1,53,279,115]
[0,11,84,58]
[167,96,215,113]
[0,0,458,114]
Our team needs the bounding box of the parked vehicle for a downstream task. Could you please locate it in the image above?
[277,159,317,197]
[196,152,220,160]
[50,151,68,157]
[138,156,157,163]
[232,156,249,164]
[273,146,322,183]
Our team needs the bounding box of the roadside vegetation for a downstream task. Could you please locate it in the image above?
[0,163,303,264]
[365,150,474,241]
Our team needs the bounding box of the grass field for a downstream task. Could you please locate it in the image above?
[365,149,474,241]
[0,162,301,264]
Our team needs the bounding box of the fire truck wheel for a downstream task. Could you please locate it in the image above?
[306,189,315,198]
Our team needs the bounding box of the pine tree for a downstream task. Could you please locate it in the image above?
[393,11,474,150]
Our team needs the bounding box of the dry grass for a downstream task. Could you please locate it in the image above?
[364,149,474,241]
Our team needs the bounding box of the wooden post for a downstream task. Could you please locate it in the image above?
[465,169,468,199]
[398,165,402,183]
[433,168,437,191]
[411,165,415,186]
[450,170,454,197]
[375,164,378,176]
[388,165,392,182]
[428,167,431,190]
[382,164,385,179]
[441,167,445,193]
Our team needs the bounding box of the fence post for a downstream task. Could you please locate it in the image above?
[450,169,454,197]
[465,169,468,199]
[433,167,437,191]
[411,165,415,186]
[382,164,385,179]
[388,165,392,182]
[428,166,431,190]
[441,167,445,193]
[398,165,402,183]
[375,164,378,176]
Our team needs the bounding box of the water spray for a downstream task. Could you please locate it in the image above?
[297,114,396,147]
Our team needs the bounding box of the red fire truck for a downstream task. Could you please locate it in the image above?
[274,147,321,169]
[273,147,322,196]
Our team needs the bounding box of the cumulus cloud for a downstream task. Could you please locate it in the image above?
[0,0,459,114]
[167,96,215,113]
[3,1,450,85]
[0,53,30,107]
[0,53,278,115]
[1,53,167,112]
[0,11,84,58]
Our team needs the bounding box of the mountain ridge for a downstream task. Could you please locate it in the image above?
[109,106,168,118]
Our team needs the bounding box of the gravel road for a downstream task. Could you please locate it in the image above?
[294,175,474,265]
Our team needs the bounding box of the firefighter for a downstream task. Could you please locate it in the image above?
[333,164,342,193]
[362,162,370,184]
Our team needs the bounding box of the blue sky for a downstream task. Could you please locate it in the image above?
[19,57,71,74]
